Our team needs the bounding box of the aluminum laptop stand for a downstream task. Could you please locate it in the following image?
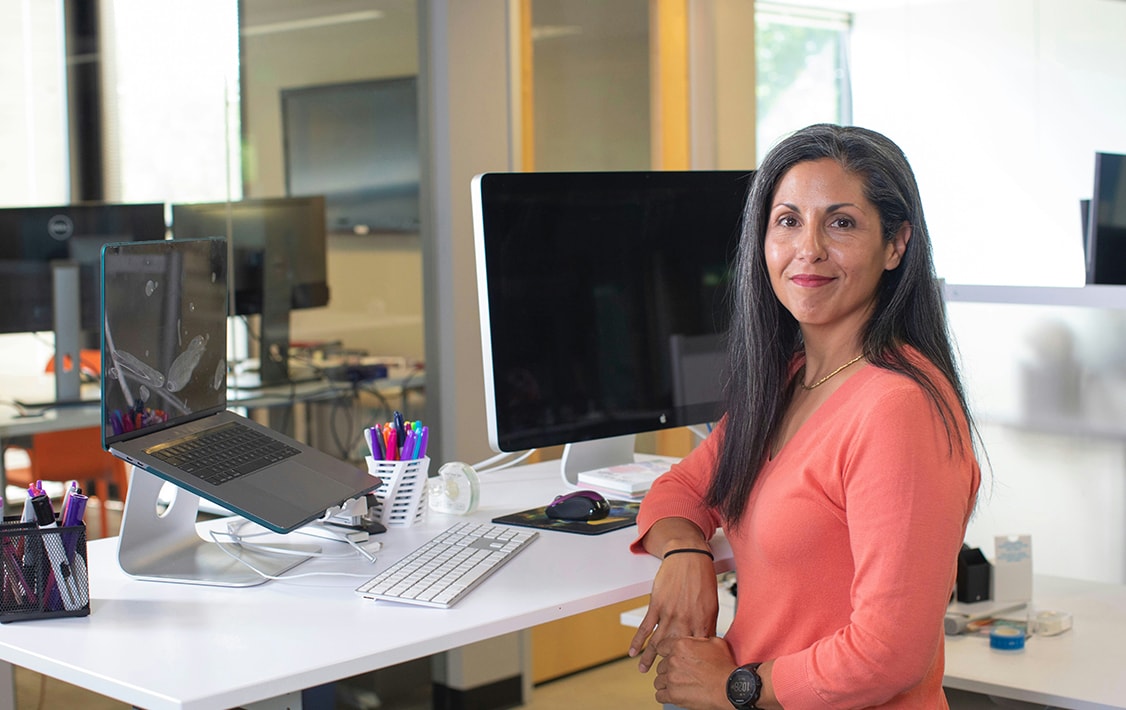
[116,465,320,587]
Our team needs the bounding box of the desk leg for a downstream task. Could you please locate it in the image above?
[0,661,14,710]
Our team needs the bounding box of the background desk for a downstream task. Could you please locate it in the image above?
[0,370,423,491]
[0,460,731,710]
[944,575,1126,709]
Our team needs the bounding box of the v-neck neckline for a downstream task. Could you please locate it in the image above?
[767,358,871,463]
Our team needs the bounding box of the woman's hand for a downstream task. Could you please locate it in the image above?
[654,635,738,710]
[629,531,719,673]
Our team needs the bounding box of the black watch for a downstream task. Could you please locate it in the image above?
[726,663,763,709]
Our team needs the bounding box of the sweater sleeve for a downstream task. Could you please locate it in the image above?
[771,383,979,708]
[629,422,725,555]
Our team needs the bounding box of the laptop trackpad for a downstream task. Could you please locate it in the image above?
[247,462,356,506]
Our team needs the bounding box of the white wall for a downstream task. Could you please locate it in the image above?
[843,0,1126,583]
[848,0,1126,288]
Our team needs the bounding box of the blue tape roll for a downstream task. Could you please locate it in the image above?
[989,625,1026,651]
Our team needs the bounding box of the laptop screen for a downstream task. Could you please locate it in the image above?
[102,237,229,446]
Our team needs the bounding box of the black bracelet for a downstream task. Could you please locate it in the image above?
[663,547,714,561]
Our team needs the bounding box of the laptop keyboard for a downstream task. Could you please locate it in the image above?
[356,522,538,608]
[147,422,300,485]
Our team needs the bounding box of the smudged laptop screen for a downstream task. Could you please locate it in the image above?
[102,237,229,445]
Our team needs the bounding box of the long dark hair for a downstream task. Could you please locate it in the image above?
[707,123,976,525]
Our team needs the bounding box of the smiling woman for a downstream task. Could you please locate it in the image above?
[629,124,981,710]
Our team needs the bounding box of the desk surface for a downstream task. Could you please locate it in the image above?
[944,575,1126,709]
[0,461,726,710]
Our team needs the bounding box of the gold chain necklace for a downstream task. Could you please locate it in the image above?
[800,354,865,390]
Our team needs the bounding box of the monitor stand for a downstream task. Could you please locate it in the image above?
[52,260,82,404]
[116,466,320,587]
[559,434,636,487]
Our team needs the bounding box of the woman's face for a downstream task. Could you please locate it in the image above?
[764,158,909,335]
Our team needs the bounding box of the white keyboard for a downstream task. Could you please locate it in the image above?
[356,522,538,608]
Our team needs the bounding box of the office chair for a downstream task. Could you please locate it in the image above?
[4,348,127,537]
[5,427,128,538]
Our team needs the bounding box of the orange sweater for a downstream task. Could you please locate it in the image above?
[633,354,980,708]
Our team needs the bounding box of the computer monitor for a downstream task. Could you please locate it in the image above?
[0,202,166,404]
[1088,152,1126,284]
[170,197,330,385]
[0,202,167,334]
[471,170,751,484]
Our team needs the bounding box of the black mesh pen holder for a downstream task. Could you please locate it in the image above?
[0,515,90,622]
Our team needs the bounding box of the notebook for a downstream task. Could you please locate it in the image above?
[101,237,379,533]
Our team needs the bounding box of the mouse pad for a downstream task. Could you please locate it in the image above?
[492,500,640,535]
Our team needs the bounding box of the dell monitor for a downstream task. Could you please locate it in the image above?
[0,202,167,334]
[1088,152,1126,285]
[0,202,166,404]
[471,170,752,484]
[170,197,330,385]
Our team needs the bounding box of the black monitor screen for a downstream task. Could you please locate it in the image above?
[472,170,752,453]
[0,203,167,334]
[170,197,330,315]
[1090,152,1126,285]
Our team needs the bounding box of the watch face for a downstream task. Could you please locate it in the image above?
[727,666,762,705]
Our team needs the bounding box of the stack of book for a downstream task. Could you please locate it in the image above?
[576,460,671,499]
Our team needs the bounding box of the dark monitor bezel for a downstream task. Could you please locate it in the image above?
[471,170,752,454]
[1089,152,1126,285]
[0,202,167,335]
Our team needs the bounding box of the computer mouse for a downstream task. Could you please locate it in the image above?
[545,490,611,522]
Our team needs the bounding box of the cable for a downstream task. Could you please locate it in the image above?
[205,519,384,582]
[476,448,536,474]
[471,449,535,471]
[206,533,381,582]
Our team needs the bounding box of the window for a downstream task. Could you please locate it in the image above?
[755,3,851,162]
[100,0,240,204]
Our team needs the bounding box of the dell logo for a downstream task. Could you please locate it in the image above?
[47,214,74,241]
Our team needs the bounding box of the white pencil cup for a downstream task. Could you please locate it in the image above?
[366,456,430,527]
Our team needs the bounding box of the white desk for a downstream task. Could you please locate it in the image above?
[944,575,1126,709]
[0,461,731,710]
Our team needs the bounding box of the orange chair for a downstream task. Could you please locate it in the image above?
[5,428,129,538]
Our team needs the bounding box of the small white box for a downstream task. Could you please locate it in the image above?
[993,534,1033,603]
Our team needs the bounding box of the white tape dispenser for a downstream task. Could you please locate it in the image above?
[428,461,481,515]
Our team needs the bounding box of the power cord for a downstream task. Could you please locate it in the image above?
[205,519,384,582]
[468,450,533,477]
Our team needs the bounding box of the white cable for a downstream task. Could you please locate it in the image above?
[477,448,536,474]
[205,532,381,582]
[209,528,377,561]
[470,450,519,469]
[208,519,384,577]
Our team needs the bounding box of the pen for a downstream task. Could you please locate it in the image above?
[407,428,419,459]
[62,488,88,528]
[364,427,377,459]
[386,428,398,462]
[32,495,86,611]
[417,425,429,458]
[393,411,407,455]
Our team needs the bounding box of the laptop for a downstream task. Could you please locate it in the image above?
[101,237,379,533]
